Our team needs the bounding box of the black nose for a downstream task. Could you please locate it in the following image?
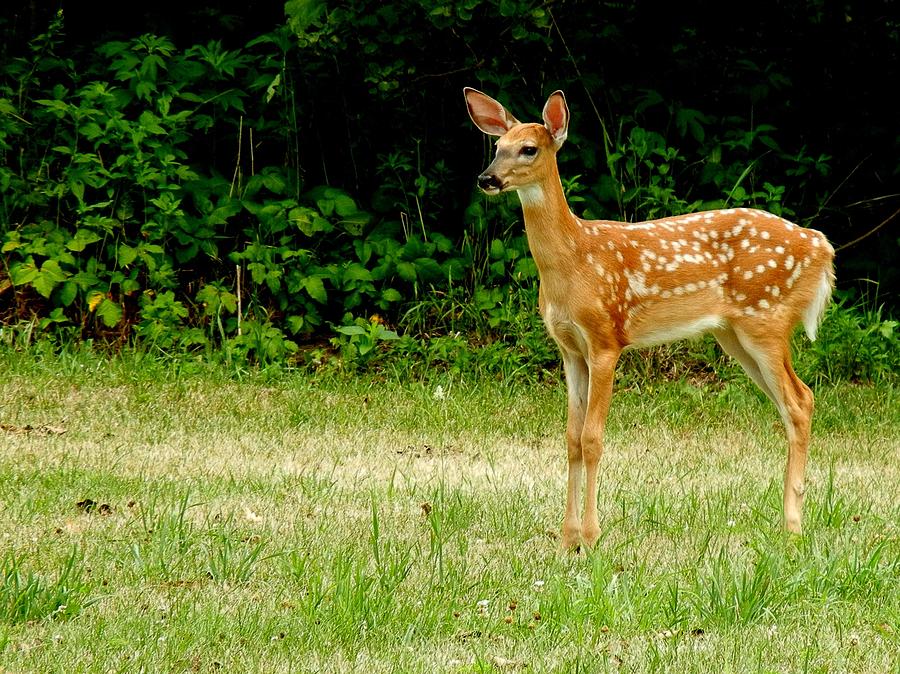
[478,174,501,191]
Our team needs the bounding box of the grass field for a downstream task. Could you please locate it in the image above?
[0,347,898,672]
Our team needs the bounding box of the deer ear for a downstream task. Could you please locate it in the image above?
[464,87,520,136]
[542,90,569,149]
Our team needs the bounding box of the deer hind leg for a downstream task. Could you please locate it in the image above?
[560,352,589,550]
[732,325,814,534]
[579,348,620,549]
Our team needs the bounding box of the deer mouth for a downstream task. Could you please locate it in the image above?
[477,174,505,195]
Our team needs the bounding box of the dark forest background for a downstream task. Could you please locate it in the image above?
[1,1,898,372]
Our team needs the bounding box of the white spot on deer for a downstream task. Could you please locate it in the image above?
[744,306,757,316]
[743,270,754,280]
[733,224,744,236]
[758,299,770,309]
[741,239,750,249]
[627,271,652,298]
[673,286,685,296]
[685,283,698,293]
[586,253,594,264]
[775,245,785,254]
[616,250,624,263]
[665,262,679,272]
[786,264,803,289]
[755,264,765,274]
[661,290,672,299]
[735,293,747,302]
[767,259,777,268]
[785,255,795,270]
[594,263,606,277]
[800,232,808,239]
[761,231,770,240]
[771,286,781,296]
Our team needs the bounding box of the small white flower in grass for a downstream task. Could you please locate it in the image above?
[433,385,447,400]
[848,633,860,648]
[726,519,736,528]
[532,579,545,590]
[476,599,489,609]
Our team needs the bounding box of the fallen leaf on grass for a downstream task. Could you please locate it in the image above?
[1,423,67,435]
[490,655,527,669]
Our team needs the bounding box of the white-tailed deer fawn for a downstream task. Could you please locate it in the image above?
[464,87,835,549]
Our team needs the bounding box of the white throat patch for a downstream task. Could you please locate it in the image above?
[516,185,545,208]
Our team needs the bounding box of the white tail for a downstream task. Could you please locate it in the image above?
[465,87,835,548]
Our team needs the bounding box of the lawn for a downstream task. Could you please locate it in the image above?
[1,347,898,672]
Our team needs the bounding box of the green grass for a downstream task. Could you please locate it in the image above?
[0,345,898,672]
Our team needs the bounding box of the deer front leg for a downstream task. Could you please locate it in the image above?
[560,353,589,550]
[580,349,620,549]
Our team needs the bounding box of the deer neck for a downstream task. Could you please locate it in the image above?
[516,163,580,275]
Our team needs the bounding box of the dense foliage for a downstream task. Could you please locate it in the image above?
[1,2,898,378]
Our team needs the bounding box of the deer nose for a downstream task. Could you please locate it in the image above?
[477,173,502,192]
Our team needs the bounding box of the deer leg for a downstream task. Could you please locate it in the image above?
[560,352,589,550]
[734,327,814,534]
[713,326,777,403]
[580,348,620,548]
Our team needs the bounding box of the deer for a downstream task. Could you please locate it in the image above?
[464,87,835,550]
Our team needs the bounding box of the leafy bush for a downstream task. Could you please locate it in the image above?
[1,9,897,384]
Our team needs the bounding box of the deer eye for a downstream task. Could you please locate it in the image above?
[520,146,538,157]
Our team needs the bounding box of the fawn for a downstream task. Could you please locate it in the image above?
[464,87,835,549]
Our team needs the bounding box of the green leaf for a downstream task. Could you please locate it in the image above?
[33,273,57,298]
[118,244,139,266]
[286,315,304,334]
[343,263,372,283]
[489,238,505,260]
[333,194,357,217]
[97,299,123,327]
[335,325,366,336]
[138,110,166,134]
[58,281,77,307]
[303,276,327,303]
[66,228,102,252]
[10,263,39,285]
[381,288,402,303]
[41,259,68,283]
[396,261,417,282]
